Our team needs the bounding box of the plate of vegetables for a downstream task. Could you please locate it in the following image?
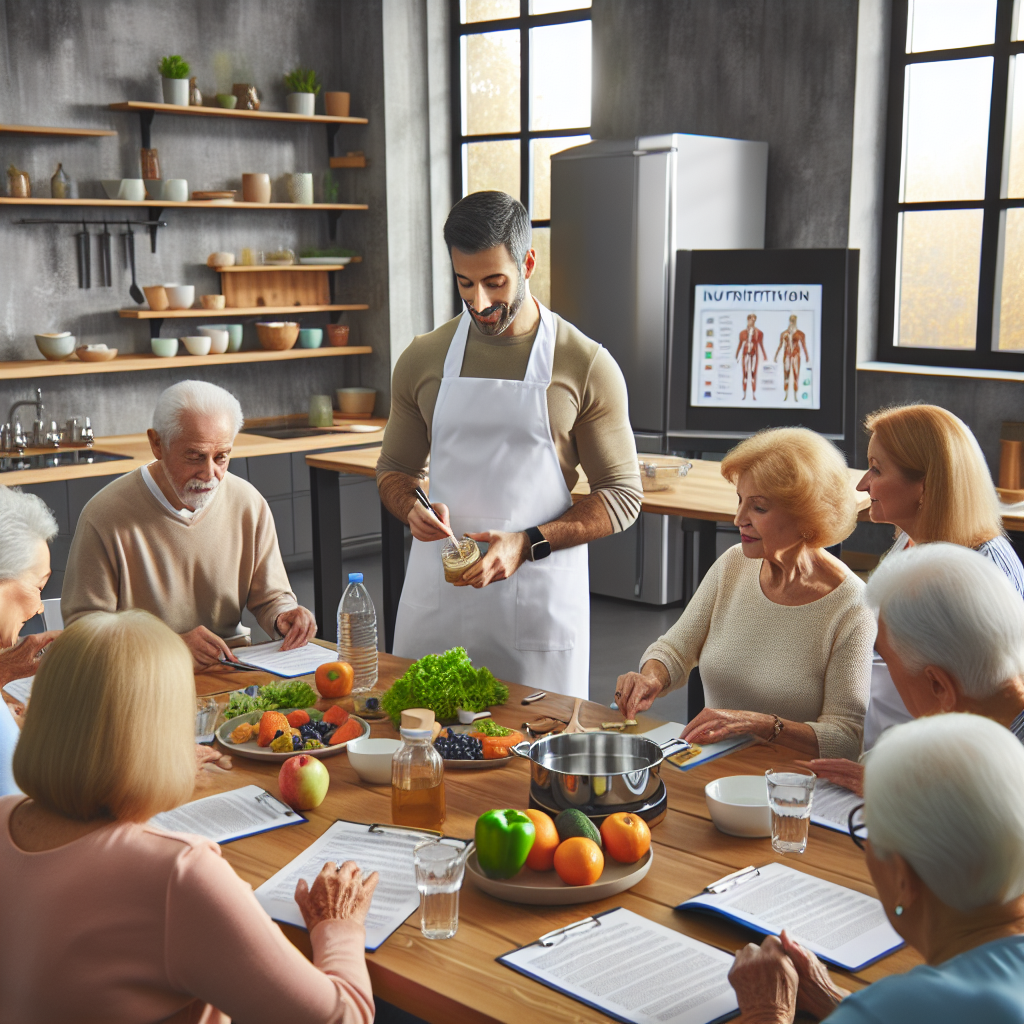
[434,720,524,769]
[217,705,369,762]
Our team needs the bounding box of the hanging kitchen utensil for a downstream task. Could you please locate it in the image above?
[125,222,144,305]
[98,221,112,287]
[75,221,90,289]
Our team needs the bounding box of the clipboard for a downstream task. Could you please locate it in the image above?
[149,785,306,845]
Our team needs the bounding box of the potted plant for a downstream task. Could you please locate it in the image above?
[284,67,320,116]
[159,55,191,106]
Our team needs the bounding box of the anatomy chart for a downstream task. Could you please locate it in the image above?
[690,284,822,410]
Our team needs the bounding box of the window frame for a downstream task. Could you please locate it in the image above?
[877,0,1024,369]
[449,1,592,251]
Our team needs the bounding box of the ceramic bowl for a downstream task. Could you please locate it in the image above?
[346,738,402,785]
[704,775,772,838]
[298,328,323,349]
[326,324,350,346]
[200,294,226,310]
[35,334,76,360]
[101,179,124,199]
[216,93,238,108]
[75,345,117,363]
[255,321,299,351]
[144,179,162,199]
[151,337,179,358]
[221,324,244,352]
[206,251,235,268]
[143,285,169,311]
[161,178,188,203]
[336,387,376,416]
[118,178,146,202]
[197,327,229,354]
[182,336,212,356]
[164,284,195,310]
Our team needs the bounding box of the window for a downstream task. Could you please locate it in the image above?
[878,0,1024,368]
[452,0,592,305]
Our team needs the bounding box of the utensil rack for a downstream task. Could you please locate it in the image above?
[15,215,169,253]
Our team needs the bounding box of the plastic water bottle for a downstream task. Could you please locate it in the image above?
[337,572,378,693]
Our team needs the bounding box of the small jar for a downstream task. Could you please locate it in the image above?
[7,165,30,198]
[441,534,481,583]
[392,727,445,831]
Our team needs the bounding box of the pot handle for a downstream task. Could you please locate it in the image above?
[510,740,532,759]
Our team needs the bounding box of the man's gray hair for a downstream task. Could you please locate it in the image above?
[865,542,1024,699]
[152,380,244,444]
[0,485,58,581]
[866,713,1024,912]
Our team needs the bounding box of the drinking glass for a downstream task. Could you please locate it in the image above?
[309,394,334,427]
[765,767,816,854]
[195,696,219,744]
[413,840,466,939]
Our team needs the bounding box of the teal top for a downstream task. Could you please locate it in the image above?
[825,935,1024,1023]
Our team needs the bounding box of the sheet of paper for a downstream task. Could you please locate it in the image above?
[500,907,738,1024]
[149,785,304,844]
[810,779,864,836]
[255,820,457,950]
[1,676,33,704]
[679,862,902,971]
[638,722,754,771]
[232,639,340,678]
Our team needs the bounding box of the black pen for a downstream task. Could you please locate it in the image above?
[413,486,454,537]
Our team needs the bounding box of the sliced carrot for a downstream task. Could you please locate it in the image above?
[470,729,524,759]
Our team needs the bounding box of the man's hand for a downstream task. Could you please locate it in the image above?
[0,631,60,686]
[727,935,799,1024]
[408,500,452,542]
[181,626,239,669]
[794,758,864,797]
[276,606,317,650]
[457,530,529,588]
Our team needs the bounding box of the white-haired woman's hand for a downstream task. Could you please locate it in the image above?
[295,861,379,931]
[615,660,671,719]
[794,758,864,797]
[778,930,850,1018]
[727,935,798,1024]
[0,630,60,686]
[682,707,776,744]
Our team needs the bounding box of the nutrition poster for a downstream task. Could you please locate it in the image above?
[690,284,823,410]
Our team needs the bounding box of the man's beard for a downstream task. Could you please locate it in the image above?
[467,270,526,337]
[176,475,221,511]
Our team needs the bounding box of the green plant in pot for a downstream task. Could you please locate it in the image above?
[284,67,321,116]
[159,55,191,106]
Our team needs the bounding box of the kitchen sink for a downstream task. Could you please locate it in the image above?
[0,449,132,473]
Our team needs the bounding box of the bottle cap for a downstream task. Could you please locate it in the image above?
[400,727,434,740]
[348,572,363,583]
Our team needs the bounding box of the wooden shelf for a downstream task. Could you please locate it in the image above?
[119,304,369,320]
[330,155,367,168]
[0,346,372,380]
[0,197,367,211]
[110,101,368,126]
[217,263,354,273]
[0,123,116,137]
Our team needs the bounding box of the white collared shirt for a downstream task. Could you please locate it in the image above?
[142,463,196,521]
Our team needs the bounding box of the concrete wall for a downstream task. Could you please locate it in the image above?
[0,0,391,434]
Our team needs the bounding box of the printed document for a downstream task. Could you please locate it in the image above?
[500,907,738,1024]
[679,862,902,971]
[149,785,303,844]
[1,675,33,703]
[639,723,754,770]
[810,779,864,836]
[233,639,340,678]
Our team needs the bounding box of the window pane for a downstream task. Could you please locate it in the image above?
[463,30,521,135]
[896,210,982,350]
[530,21,591,130]
[530,134,589,219]
[530,0,590,12]
[530,226,551,307]
[907,0,996,52]
[996,210,1024,349]
[464,139,521,198]
[462,0,519,23]
[1004,56,1024,196]
[901,57,992,202]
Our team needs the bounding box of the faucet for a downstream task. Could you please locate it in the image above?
[7,388,44,445]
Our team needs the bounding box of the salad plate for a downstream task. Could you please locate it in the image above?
[216,710,369,762]
[439,723,514,770]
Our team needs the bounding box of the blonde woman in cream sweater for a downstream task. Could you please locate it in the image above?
[616,428,874,760]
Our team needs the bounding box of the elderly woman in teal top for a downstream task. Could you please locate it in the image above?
[728,713,1024,1024]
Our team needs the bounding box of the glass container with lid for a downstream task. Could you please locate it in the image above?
[441,534,481,583]
[392,727,446,831]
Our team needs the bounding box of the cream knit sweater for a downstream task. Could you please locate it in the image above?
[642,545,875,759]
[62,468,298,639]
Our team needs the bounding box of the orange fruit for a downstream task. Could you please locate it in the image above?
[316,661,354,698]
[600,812,651,864]
[257,711,290,747]
[522,809,560,872]
[553,837,604,886]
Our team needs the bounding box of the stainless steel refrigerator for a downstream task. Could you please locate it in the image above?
[551,133,768,604]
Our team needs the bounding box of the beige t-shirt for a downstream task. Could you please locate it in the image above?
[61,468,298,638]
[642,544,875,759]
[376,311,643,531]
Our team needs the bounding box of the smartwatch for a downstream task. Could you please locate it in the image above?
[524,526,551,562]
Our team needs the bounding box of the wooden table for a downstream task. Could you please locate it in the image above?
[199,653,916,1023]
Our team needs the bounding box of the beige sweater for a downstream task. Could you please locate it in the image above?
[642,545,874,759]
[62,468,297,639]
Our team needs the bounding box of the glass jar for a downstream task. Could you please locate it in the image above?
[392,727,445,831]
[441,535,481,583]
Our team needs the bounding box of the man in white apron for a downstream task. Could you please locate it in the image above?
[376,192,642,697]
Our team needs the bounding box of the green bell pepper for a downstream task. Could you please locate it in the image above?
[475,809,535,879]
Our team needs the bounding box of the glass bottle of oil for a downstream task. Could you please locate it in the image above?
[392,727,445,831]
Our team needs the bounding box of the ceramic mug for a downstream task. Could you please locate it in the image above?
[197,327,230,354]
[287,172,314,205]
[298,328,323,349]
[118,178,146,202]
[220,324,244,352]
[161,178,188,203]
[326,324,350,346]
[143,285,169,311]
[151,337,179,358]
[242,173,271,204]
[324,91,351,117]
[164,284,195,310]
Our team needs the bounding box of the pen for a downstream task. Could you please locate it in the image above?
[413,486,454,537]
[704,865,760,894]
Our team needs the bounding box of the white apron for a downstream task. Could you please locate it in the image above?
[392,302,590,697]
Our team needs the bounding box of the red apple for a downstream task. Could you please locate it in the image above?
[278,754,330,811]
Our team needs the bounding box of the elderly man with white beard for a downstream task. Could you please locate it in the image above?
[62,381,316,667]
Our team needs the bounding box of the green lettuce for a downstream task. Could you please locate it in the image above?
[224,679,320,720]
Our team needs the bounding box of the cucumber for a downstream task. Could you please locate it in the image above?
[554,808,602,847]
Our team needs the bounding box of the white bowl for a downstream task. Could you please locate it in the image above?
[705,775,772,837]
[346,737,401,785]
[164,284,195,310]
[197,327,229,354]
[118,178,146,202]
[181,336,212,356]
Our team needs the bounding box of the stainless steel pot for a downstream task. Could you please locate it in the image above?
[511,732,665,815]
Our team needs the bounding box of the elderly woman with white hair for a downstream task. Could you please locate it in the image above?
[0,485,61,796]
[728,714,1024,1023]
[800,543,1024,795]
[61,379,317,667]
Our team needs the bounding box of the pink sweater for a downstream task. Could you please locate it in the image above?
[0,796,375,1024]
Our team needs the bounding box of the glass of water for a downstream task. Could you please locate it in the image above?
[413,840,466,940]
[195,696,219,744]
[765,767,816,854]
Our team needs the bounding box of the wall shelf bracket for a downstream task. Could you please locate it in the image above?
[326,122,340,160]
[138,109,156,150]
[147,317,165,340]
[327,210,341,240]
[146,207,163,253]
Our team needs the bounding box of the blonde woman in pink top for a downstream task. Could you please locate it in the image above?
[0,610,378,1024]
